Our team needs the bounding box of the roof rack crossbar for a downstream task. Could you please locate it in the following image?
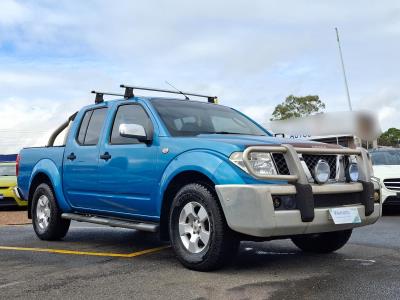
[120,84,218,103]
[91,90,125,104]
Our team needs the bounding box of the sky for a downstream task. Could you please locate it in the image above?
[0,0,399,153]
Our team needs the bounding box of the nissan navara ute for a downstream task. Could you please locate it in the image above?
[17,85,381,271]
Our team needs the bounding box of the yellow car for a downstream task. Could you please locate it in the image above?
[0,162,27,207]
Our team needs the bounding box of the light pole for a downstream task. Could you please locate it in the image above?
[335,27,353,111]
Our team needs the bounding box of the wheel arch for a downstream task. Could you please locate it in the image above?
[159,170,218,241]
[28,159,72,219]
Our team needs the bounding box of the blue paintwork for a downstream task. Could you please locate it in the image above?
[18,96,315,222]
[17,147,73,213]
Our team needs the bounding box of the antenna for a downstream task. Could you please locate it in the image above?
[165,81,190,100]
[335,27,353,111]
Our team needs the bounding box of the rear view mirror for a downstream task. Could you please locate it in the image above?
[119,123,151,143]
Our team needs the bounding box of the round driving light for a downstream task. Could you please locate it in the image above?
[348,163,359,182]
[314,160,330,184]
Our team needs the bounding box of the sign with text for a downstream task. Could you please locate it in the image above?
[329,207,361,224]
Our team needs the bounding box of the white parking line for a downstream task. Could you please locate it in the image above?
[344,258,376,266]
[0,281,23,289]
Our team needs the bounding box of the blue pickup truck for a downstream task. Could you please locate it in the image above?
[17,85,381,270]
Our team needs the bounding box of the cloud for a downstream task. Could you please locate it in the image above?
[0,1,399,153]
[0,0,29,26]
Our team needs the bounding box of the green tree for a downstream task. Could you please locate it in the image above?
[378,128,400,147]
[270,95,326,121]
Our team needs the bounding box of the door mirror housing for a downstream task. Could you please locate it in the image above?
[119,123,151,143]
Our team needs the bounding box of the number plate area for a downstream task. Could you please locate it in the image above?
[329,207,361,224]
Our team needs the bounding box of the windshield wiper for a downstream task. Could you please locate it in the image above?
[196,131,266,136]
[197,131,242,135]
[214,131,243,135]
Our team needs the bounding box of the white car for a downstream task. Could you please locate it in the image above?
[370,149,400,206]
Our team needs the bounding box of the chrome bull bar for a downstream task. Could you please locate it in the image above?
[242,144,375,220]
[242,145,371,183]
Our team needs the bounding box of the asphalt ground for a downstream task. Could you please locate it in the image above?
[0,211,399,299]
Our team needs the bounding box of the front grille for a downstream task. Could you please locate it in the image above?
[314,193,361,208]
[272,153,290,175]
[302,154,337,179]
[272,153,338,179]
[273,192,362,210]
[383,178,400,191]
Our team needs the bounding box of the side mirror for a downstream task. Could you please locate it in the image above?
[119,123,151,143]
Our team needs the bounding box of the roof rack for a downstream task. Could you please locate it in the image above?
[119,84,218,103]
[91,91,125,104]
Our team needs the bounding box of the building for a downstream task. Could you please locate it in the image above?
[266,111,380,149]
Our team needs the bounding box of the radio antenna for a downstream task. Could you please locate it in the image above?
[165,81,190,100]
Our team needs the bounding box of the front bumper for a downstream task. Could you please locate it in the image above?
[0,186,28,207]
[381,186,400,206]
[216,183,381,237]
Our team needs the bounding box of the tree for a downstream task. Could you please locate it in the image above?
[378,128,400,147]
[270,95,326,121]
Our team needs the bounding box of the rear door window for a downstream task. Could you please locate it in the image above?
[77,108,107,146]
[77,110,92,144]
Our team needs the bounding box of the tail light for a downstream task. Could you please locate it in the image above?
[16,154,20,177]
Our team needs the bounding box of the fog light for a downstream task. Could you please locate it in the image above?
[272,197,281,208]
[314,160,330,184]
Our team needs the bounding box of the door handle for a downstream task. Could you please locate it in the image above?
[100,152,112,161]
[67,153,76,161]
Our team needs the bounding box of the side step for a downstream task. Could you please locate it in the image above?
[61,213,159,233]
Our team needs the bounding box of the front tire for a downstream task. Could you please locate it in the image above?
[169,183,239,271]
[291,229,352,253]
[32,183,70,240]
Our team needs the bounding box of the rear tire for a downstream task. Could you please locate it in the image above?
[32,183,70,240]
[291,229,352,253]
[169,183,239,271]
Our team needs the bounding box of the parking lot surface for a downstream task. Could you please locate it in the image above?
[0,214,399,300]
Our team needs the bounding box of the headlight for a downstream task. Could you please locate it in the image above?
[347,163,359,182]
[229,152,277,176]
[313,159,330,184]
[249,152,277,176]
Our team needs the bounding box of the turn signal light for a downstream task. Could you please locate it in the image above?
[373,191,380,202]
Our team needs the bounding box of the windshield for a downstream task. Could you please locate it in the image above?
[0,165,16,176]
[150,99,267,137]
[370,150,400,165]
